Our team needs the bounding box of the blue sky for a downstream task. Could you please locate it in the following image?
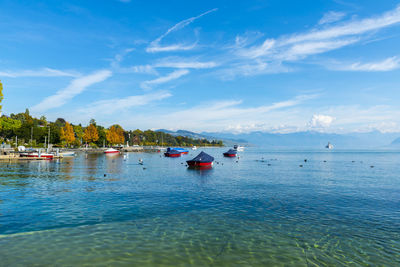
[1,0,400,133]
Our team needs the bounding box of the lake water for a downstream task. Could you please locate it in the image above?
[0,148,399,266]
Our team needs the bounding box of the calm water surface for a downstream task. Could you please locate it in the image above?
[0,148,399,266]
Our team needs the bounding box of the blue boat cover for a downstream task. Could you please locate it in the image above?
[188,151,214,163]
[224,149,237,154]
[167,147,189,152]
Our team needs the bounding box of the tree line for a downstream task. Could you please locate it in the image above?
[0,110,223,148]
[0,80,223,148]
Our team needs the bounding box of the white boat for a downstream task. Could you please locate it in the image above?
[234,145,244,152]
[60,151,75,157]
[192,146,197,150]
[326,142,334,149]
[104,148,120,154]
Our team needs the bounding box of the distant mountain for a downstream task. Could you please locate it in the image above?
[156,129,248,146]
[157,129,400,148]
[391,137,400,146]
[203,130,400,149]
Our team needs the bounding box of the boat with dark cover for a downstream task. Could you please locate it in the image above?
[223,149,237,157]
[164,149,182,157]
[186,151,214,167]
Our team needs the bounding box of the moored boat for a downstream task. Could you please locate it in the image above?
[104,148,120,154]
[167,147,189,154]
[164,149,182,157]
[186,151,214,167]
[234,145,244,151]
[20,152,54,159]
[192,146,197,150]
[223,149,237,157]
[326,142,334,149]
[60,151,75,157]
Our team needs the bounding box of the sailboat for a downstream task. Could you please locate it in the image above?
[326,142,334,149]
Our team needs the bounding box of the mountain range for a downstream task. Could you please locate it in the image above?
[157,129,400,149]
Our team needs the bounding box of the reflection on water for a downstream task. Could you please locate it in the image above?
[0,148,400,265]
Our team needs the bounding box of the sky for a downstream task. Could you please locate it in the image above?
[1,0,400,134]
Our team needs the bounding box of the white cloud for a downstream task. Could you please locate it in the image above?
[319,11,346,25]
[80,91,172,115]
[335,56,400,71]
[0,68,79,78]
[239,39,275,59]
[310,114,335,127]
[154,59,218,69]
[140,69,189,90]
[232,5,400,76]
[129,65,158,75]
[282,38,358,60]
[146,8,217,53]
[122,94,317,132]
[283,5,400,45]
[31,70,112,113]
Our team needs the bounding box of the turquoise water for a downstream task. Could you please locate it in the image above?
[0,148,399,266]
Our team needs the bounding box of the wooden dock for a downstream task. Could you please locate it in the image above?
[0,155,63,161]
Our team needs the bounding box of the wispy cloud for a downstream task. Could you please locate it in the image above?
[332,56,400,71]
[80,91,172,115]
[319,11,346,25]
[31,70,112,113]
[232,4,400,75]
[283,5,400,45]
[154,57,218,69]
[146,8,217,53]
[0,68,79,78]
[140,69,189,89]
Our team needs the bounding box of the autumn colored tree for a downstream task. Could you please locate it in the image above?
[73,125,83,145]
[83,123,99,144]
[106,125,125,145]
[60,122,75,147]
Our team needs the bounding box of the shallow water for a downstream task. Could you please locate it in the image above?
[0,148,400,266]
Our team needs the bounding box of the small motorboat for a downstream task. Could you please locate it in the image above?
[60,151,75,157]
[104,148,120,154]
[164,149,182,157]
[326,142,334,149]
[20,152,54,159]
[192,146,197,150]
[186,151,214,167]
[233,145,244,151]
[223,149,237,157]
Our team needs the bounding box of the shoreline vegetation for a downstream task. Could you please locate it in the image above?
[0,109,224,149]
[0,81,223,152]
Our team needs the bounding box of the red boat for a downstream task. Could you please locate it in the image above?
[164,149,182,157]
[104,148,120,154]
[20,152,54,159]
[223,149,237,157]
[186,151,214,167]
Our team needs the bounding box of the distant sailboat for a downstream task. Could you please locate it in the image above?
[326,142,333,149]
[234,145,244,151]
